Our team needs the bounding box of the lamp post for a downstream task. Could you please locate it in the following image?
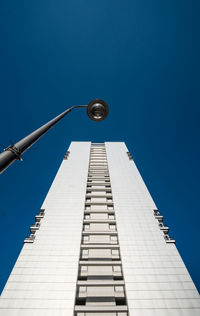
[0,99,109,174]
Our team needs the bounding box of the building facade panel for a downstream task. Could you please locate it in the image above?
[0,141,199,316]
[0,142,91,316]
[105,142,200,316]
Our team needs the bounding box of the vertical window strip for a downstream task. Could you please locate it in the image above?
[73,143,129,316]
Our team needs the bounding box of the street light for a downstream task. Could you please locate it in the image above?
[0,99,109,174]
[87,99,109,121]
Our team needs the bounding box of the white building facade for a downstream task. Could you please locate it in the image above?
[0,141,199,316]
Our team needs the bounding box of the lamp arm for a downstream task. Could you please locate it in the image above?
[0,105,87,174]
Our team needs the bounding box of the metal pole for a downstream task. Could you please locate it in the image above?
[0,105,87,174]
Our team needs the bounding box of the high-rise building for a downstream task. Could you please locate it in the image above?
[0,142,199,316]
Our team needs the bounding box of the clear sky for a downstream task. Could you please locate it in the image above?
[0,0,199,294]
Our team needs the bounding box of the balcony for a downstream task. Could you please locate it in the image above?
[86,193,112,199]
[158,223,169,233]
[24,234,35,243]
[127,151,133,160]
[30,222,40,233]
[82,231,117,236]
[86,188,111,193]
[74,306,128,314]
[164,234,175,243]
[63,150,70,160]
[83,219,116,224]
[35,209,45,222]
[85,201,113,207]
[153,209,163,221]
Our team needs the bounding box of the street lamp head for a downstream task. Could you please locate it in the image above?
[87,99,109,121]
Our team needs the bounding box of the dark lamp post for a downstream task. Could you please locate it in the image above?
[0,99,109,174]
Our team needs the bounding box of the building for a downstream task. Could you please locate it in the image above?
[0,141,199,316]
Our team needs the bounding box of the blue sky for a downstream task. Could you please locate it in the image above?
[0,0,199,293]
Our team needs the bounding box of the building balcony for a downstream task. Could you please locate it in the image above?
[87,184,111,188]
[87,188,111,193]
[77,280,125,286]
[159,223,169,233]
[35,209,45,222]
[81,245,120,249]
[153,209,163,221]
[85,201,113,207]
[30,222,40,233]
[63,150,70,160]
[86,193,112,199]
[87,180,111,184]
[83,219,116,224]
[24,234,35,243]
[74,305,128,314]
[88,177,110,181]
[164,234,175,243]
[127,151,133,160]
[82,231,117,236]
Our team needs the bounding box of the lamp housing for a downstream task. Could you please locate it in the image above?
[87,99,109,121]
